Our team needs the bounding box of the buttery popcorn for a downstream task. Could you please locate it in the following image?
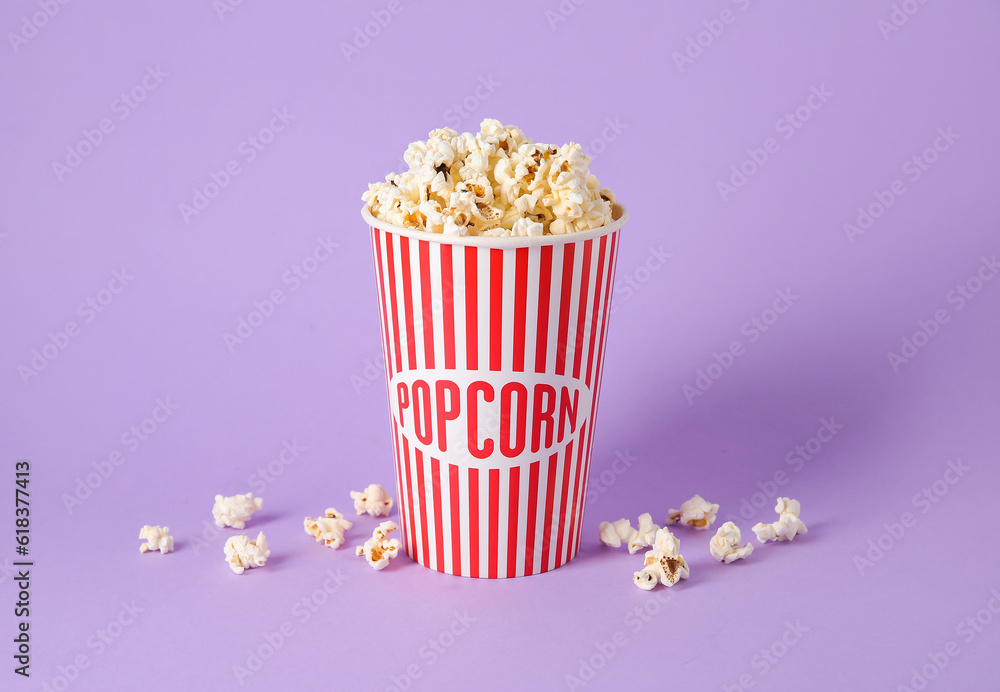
[709,522,754,563]
[224,531,270,575]
[212,492,264,529]
[667,494,720,530]
[598,518,633,548]
[303,508,353,549]
[627,513,660,555]
[362,119,616,237]
[633,528,689,590]
[752,497,808,543]
[138,525,173,555]
[350,483,394,517]
[356,521,402,571]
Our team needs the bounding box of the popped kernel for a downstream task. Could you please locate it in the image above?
[355,521,402,571]
[667,494,720,529]
[752,497,808,543]
[212,492,264,529]
[224,531,270,575]
[138,525,173,555]
[709,522,754,563]
[350,483,394,517]
[303,508,352,549]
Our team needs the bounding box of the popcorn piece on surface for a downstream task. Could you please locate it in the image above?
[355,521,402,571]
[224,531,270,575]
[666,494,720,529]
[350,484,394,517]
[627,513,660,554]
[598,518,633,548]
[304,508,353,549]
[363,119,617,236]
[212,492,264,529]
[138,525,173,555]
[709,522,754,563]
[634,528,689,590]
[752,497,808,543]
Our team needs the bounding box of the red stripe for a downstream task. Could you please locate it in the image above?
[540,453,559,571]
[555,440,574,566]
[385,236,403,372]
[400,237,417,370]
[566,420,588,561]
[418,240,435,369]
[441,244,456,370]
[489,249,503,371]
[585,236,608,387]
[523,461,540,576]
[465,247,478,370]
[431,456,445,573]
[449,463,461,575]
[414,449,431,568]
[401,437,418,562]
[372,230,392,377]
[513,247,529,372]
[534,245,553,374]
[572,240,593,379]
[488,467,500,578]
[554,244,575,375]
[469,468,480,578]
[506,467,520,578]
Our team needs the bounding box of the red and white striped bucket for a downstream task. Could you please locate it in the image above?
[364,204,627,577]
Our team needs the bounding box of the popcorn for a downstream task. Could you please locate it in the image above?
[363,119,617,237]
[633,527,689,590]
[709,522,754,563]
[350,483,394,517]
[212,492,264,529]
[752,497,808,543]
[138,525,173,555]
[627,513,659,555]
[355,521,402,571]
[666,494,720,529]
[598,518,633,548]
[303,508,353,549]
[224,531,270,575]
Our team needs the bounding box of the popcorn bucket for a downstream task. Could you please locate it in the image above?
[363,204,627,577]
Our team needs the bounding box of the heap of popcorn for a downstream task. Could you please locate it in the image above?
[362,119,616,237]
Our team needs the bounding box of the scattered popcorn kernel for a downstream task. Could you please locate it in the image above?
[224,531,270,575]
[355,521,402,571]
[633,528,689,590]
[752,497,808,543]
[627,513,660,554]
[350,483,394,517]
[138,525,173,555]
[212,492,264,529]
[710,522,754,563]
[666,494,720,529]
[633,567,659,591]
[598,518,633,548]
[651,526,682,556]
[304,508,353,549]
[644,551,691,587]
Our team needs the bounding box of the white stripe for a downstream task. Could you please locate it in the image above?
[496,469,510,577]
[458,466,471,577]
[500,250,516,372]
[544,248,564,374]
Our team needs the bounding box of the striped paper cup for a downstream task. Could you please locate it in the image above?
[363,203,628,577]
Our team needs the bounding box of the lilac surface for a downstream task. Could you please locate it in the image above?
[2,1,999,690]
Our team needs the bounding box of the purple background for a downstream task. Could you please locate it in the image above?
[2,1,999,690]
